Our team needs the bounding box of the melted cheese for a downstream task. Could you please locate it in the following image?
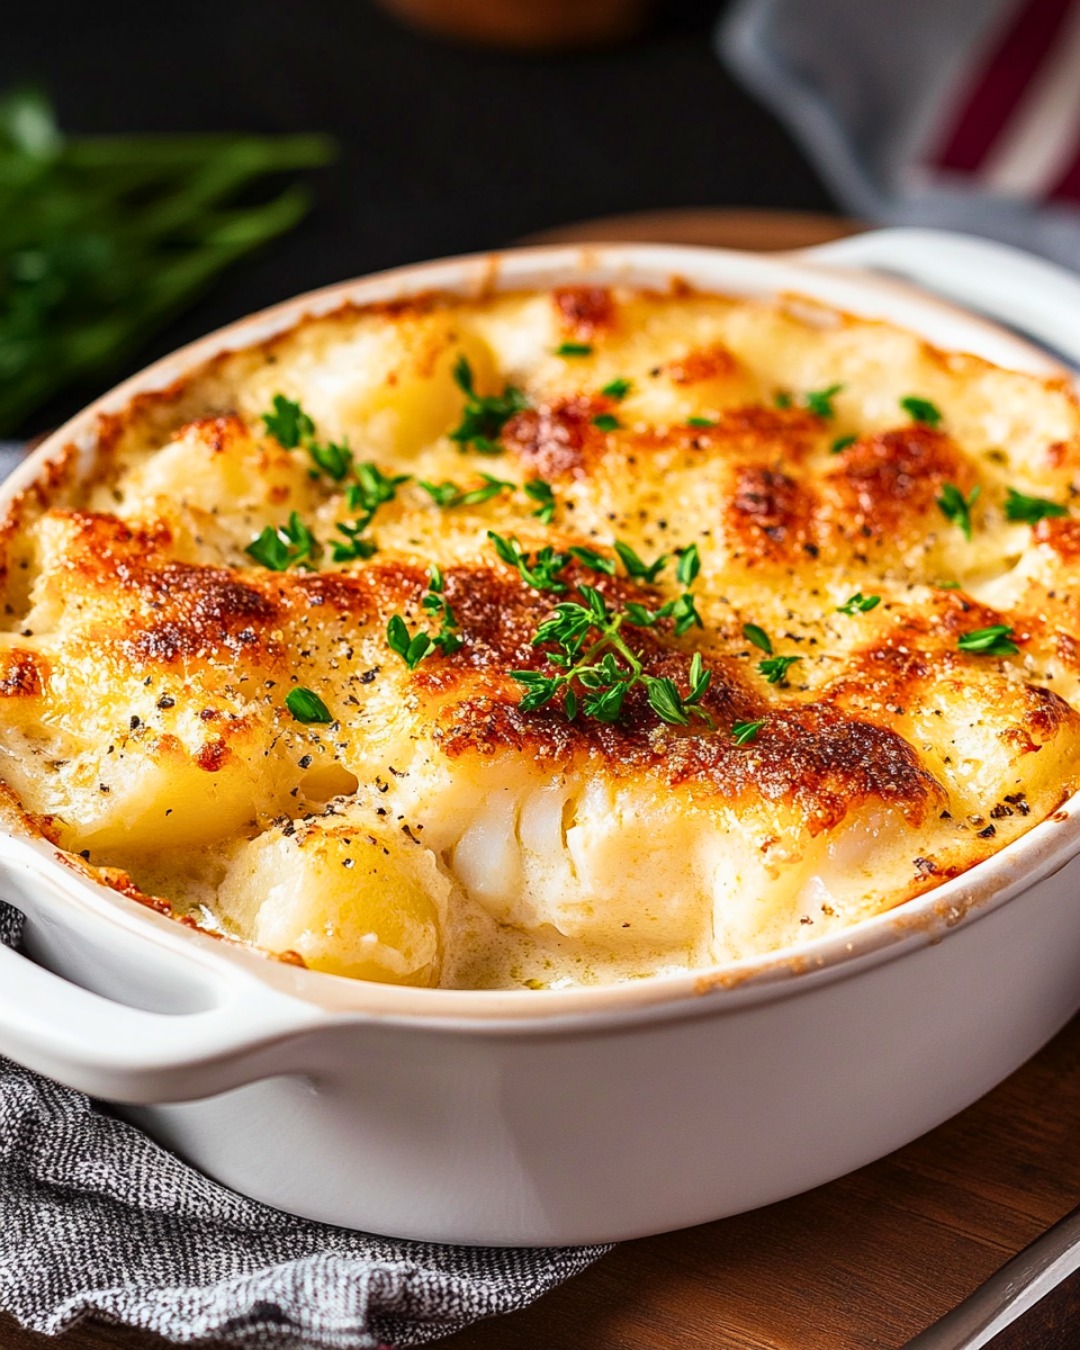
[2,284,1080,989]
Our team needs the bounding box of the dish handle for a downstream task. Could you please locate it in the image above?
[799,228,1080,369]
[0,929,326,1105]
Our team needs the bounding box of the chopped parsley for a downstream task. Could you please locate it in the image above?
[285,687,332,724]
[592,412,621,432]
[758,655,802,686]
[246,511,318,571]
[601,377,632,400]
[804,384,843,419]
[731,719,765,746]
[957,625,1018,657]
[511,597,712,728]
[742,623,772,655]
[831,435,856,454]
[1004,487,1068,525]
[687,416,718,428]
[449,355,527,455]
[937,482,981,540]
[774,392,792,409]
[837,592,881,615]
[554,341,593,357]
[901,396,943,428]
[386,566,463,669]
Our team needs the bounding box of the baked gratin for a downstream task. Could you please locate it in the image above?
[1,284,1079,989]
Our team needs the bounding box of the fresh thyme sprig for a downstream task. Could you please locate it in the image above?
[449,356,527,455]
[418,474,556,524]
[386,565,463,670]
[937,482,981,540]
[488,532,573,592]
[758,654,801,686]
[263,394,354,482]
[511,591,712,726]
[246,511,318,571]
[487,532,703,636]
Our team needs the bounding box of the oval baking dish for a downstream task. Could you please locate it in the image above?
[2,228,1080,1246]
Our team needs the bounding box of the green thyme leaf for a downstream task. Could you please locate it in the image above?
[386,568,462,669]
[613,540,669,583]
[1004,487,1068,525]
[450,355,527,455]
[488,532,570,592]
[601,377,632,401]
[555,341,593,357]
[263,394,314,449]
[957,625,1018,657]
[804,384,843,419]
[774,392,792,409]
[592,413,621,432]
[742,622,772,655]
[831,435,856,454]
[285,686,332,724]
[837,592,881,615]
[731,719,765,746]
[523,478,556,524]
[676,543,700,587]
[687,416,717,428]
[307,439,353,482]
[568,545,616,576]
[417,480,460,507]
[758,654,802,686]
[901,396,943,427]
[937,482,981,540]
[246,511,318,571]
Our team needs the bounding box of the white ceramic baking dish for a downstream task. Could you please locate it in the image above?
[2,228,1080,1248]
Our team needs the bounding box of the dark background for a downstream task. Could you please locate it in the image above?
[2,0,833,429]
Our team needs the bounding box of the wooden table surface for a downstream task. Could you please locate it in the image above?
[4,210,1078,1350]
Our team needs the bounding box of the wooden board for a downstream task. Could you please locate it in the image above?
[5,211,1077,1350]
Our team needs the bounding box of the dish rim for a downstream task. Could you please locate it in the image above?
[5,235,1080,1027]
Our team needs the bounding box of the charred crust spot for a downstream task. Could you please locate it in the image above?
[727,463,817,562]
[665,343,740,385]
[194,739,231,772]
[502,397,603,480]
[440,693,942,834]
[824,425,969,538]
[552,286,615,340]
[176,414,248,455]
[1034,516,1080,560]
[0,648,45,698]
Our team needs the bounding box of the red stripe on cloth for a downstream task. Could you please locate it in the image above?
[1049,142,1080,201]
[934,0,1076,173]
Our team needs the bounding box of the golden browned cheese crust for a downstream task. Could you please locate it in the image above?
[0,283,1078,988]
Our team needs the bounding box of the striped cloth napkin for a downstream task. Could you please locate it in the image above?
[722,0,1080,269]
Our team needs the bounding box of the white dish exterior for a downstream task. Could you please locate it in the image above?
[1,229,1080,1245]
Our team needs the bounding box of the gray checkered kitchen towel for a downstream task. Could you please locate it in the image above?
[0,905,608,1348]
